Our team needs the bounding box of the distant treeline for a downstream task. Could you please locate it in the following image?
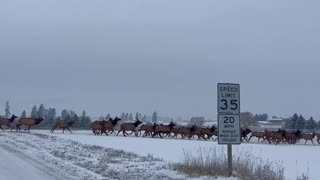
[249,112,319,130]
[2,101,160,129]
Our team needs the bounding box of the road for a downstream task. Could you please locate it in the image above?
[0,143,60,180]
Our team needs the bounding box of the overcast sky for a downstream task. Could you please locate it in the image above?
[1,1,320,120]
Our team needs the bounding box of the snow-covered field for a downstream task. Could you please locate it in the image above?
[35,130,320,180]
[1,129,319,180]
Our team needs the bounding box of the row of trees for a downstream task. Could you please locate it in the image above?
[3,101,160,129]
[284,114,319,130]
[243,112,320,130]
[4,101,91,129]
[5,101,318,131]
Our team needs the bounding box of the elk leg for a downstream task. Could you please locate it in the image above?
[0,126,4,132]
[311,139,314,144]
[122,130,127,137]
[67,128,72,134]
[28,126,31,133]
[305,140,307,144]
[116,130,122,136]
[51,128,55,134]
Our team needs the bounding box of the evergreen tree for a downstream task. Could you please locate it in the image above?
[254,113,268,121]
[21,110,27,118]
[80,110,91,128]
[5,101,10,118]
[82,116,91,129]
[284,113,298,129]
[46,108,57,124]
[152,112,157,123]
[295,115,305,130]
[305,117,317,130]
[135,112,139,120]
[129,113,133,121]
[105,113,111,119]
[82,110,87,119]
[30,105,38,118]
[61,109,68,120]
[125,113,129,121]
[38,104,46,118]
[142,115,147,122]
[121,113,125,121]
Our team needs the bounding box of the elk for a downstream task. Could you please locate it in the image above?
[0,114,18,131]
[269,129,286,144]
[300,132,316,144]
[200,125,217,140]
[248,131,265,142]
[16,117,44,133]
[317,133,320,144]
[240,128,252,142]
[117,119,143,137]
[90,120,105,135]
[284,130,301,144]
[188,125,204,140]
[139,123,157,137]
[152,121,176,138]
[50,120,75,134]
[103,117,121,135]
[172,126,190,139]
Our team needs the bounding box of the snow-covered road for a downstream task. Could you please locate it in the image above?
[0,143,59,180]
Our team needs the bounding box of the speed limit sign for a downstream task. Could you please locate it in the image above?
[217,83,241,176]
[217,83,240,145]
[217,83,240,114]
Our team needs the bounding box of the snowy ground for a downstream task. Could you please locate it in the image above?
[0,131,235,180]
[32,130,320,180]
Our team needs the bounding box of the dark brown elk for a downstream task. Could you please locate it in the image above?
[103,117,121,135]
[248,131,265,142]
[90,120,105,135]
[117,119,143,137]
[270,129,286,144]
[284,130,301,144]
[0,114,18,131]
[317,133,320,144]
[16,117,44,133]
[139,123,157,137]
[173,126,191,139]
[240,128,252,142]
[169,126,180,138]
[50,120,75,134]
[200,125,217,140]
[152,122,176,138]
[301,132,316,144]
[188,125,205,140]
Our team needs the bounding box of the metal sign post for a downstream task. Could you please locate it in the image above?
[217,83,240,177]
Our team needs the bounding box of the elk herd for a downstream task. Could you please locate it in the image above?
[1,114,320,145]
[90,117,320,145]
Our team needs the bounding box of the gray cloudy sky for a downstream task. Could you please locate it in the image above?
[1,1,320,120]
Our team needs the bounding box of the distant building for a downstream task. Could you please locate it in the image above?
[257,116,285,129]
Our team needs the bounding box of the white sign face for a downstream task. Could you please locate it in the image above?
[218,114,241,144]
[217,83,240,114]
